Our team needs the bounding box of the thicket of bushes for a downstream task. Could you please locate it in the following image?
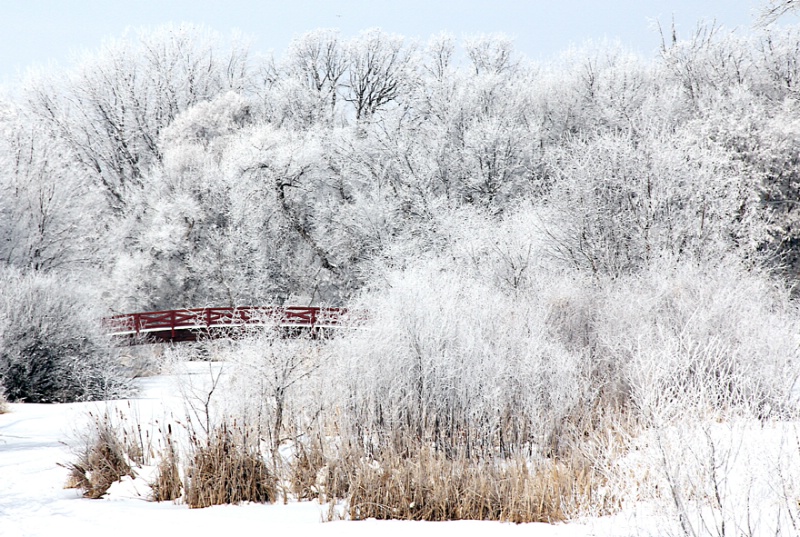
[0,269,131,403]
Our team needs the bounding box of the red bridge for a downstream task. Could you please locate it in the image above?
[106,306,346,344]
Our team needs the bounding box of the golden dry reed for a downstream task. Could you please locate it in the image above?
[183,422,276,508]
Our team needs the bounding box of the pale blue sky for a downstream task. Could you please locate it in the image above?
[0,0,779,83]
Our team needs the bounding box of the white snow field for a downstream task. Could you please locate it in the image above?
[0,365,626,537]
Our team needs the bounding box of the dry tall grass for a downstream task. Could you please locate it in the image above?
[342,445,615,523]
[149,424,182,502]
[184,422,276,508]
[290,440,352,502]
[289,441,327,500]
[64,412,136,499]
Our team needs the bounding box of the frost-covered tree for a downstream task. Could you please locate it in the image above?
[0,102,106,273]
[22,24,252,213]
[4,19,800,312]
[113,93,293,310]
[542,126,762,275]
[282,29,347,125]
[759,0,800,25]
[344,29,418,120]
[115,91,355,310]
[464,33,518,76]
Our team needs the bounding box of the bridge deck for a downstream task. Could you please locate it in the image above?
[106,306,346,344]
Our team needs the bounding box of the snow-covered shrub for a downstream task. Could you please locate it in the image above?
[327,200,800,459]
[182,326,327,455]
[157,332,325,505]
[328,259,588,458]
[317,204,800,525]
[0,268,131,403]
[234,329,324,448]
[611,420,800,537]
[0,385,7,414]
[595,256,800,423]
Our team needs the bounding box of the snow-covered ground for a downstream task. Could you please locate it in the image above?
[0,365,631,537]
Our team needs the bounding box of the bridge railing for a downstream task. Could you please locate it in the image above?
[105,306,347,339]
